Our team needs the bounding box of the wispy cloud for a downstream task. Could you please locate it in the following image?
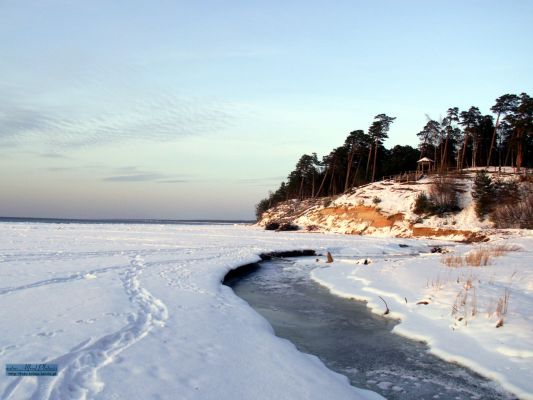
[0,67,238,148]
[39,152,70,159]
[45,167,72,172]
[101,166,193,183]
[157,179,190,184]
[234,176,285,186]
[40,163,192,183]
[103,173,166,182]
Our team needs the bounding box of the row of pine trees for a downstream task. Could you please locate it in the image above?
[256,92,532,219]
[417,93,532,172]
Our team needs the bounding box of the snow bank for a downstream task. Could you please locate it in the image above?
[2,222,531,399]
[0,222,400,400]
[311,231,533,400]
[260,169,531,241]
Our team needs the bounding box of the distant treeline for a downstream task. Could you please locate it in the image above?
[256,92,533,219]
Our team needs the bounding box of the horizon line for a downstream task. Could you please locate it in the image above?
[0,216,255,225]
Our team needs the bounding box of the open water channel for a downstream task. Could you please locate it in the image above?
[224,257,516,400]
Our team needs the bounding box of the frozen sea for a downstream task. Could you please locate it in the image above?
[0,221,531,399]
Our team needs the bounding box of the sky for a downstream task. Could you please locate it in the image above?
[1,0,532,220]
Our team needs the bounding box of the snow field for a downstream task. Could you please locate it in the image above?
[1,222,531,399]
[1,222,393,400]
[311,233,533,400]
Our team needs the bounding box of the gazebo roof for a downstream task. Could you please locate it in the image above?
[417,157,434,163]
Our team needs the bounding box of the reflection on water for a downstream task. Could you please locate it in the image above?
[225,258,516,400]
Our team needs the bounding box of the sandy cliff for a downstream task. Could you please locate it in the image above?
[258,169,531,241]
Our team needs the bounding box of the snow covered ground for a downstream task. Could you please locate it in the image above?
[312,231,533,400]
[262,168,532,241]
[0,222,531,399]
[0,222,398,400]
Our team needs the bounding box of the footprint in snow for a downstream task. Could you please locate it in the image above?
[0,344,19,355]
[75,318,96,324]
[34,329,64,337]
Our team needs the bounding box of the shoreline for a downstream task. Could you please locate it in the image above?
[309,238,533,400]
[1,221,530,399]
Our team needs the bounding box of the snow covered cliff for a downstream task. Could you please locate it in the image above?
[258,169,532,242]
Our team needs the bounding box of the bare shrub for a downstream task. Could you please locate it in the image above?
[451,276,478,325]
[492,289,510,328]
[429,176,461,214]
[413,192,432,214]
[277,223,299,231]
[265,221,280,230]
[492,193,533,229]
[442,245,520,267]
[464,249,491,266]
[519,174,533,183]
[495,289,510,317]
[442,251,490,267]
[490,244,521,256]
[323,198,333,207]
[427,274,444,290]
[442,255,464,267]
[471,287,477,317]
[493,178,519,205]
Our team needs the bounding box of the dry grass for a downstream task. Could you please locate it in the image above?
[441,244,521,267]
[442,255,464,267]
[492,192,533,229]
[490,289,511,328]
[490,244,521,256]
[448,270,513,328]
[426,274,445,290]
[464,249,491,266]
[451,276,478,325]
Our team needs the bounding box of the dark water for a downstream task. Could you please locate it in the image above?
[0,216,253,225]
[224,258,517,400]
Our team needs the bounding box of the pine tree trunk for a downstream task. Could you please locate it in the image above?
[365,146,372,181]
[504,130,515,167]
[344,147,355,192]
[315,168,329,198]
[461,133,469,170]
[441,134,449,173]
[471,133,478,168]
[487,113,501,167]
[372,142,378,182]
[351,158,361,187]
[311,170,315,198]
[329,165,336,196]
[516,129,524,172]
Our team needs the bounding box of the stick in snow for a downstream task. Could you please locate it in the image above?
[379,296,390,315]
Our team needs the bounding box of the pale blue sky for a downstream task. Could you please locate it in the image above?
[1,0,532,219]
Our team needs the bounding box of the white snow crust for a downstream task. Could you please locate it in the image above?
[312,231,533,400]
[0,222,388,400]
[1,222,532,399]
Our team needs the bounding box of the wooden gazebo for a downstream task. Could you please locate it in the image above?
[417,157,434,174]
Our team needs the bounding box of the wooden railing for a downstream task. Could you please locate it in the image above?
[381,166,533,184]
[381,170,423,183]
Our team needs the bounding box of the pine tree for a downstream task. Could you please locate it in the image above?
[488,94,519,167]
[460,107,482,168]
[513,93,533,171]
[369,114,396,182]
[472,170,494,218]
